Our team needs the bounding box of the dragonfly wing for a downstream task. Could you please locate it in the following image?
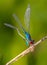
[13,14,26,33]
[4,23,26,41]
[4,23,17,30]
[24,4,31,32]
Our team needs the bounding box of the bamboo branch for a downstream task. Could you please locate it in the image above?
[6,36,47,65]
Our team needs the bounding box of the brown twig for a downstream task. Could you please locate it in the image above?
[6,36,47,65]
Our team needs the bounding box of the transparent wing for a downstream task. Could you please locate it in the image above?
[24,4,31,32]
[4,23,26,41]
[13,14,26,33]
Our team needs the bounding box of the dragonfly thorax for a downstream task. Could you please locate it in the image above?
[25,32,34,46]
[25,32,31,41]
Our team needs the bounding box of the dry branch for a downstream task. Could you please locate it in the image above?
[6,36,47,65]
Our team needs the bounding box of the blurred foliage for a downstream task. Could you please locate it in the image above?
[0,0,47,65]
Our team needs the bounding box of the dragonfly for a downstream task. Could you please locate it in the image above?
[4,4,34,47]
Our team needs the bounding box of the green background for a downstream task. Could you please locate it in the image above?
[0,0,47,65]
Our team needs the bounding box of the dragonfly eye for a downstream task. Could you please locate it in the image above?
[29,40,34,45]
[29,41,33,45]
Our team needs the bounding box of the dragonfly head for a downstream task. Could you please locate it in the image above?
[29,40,34,45]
